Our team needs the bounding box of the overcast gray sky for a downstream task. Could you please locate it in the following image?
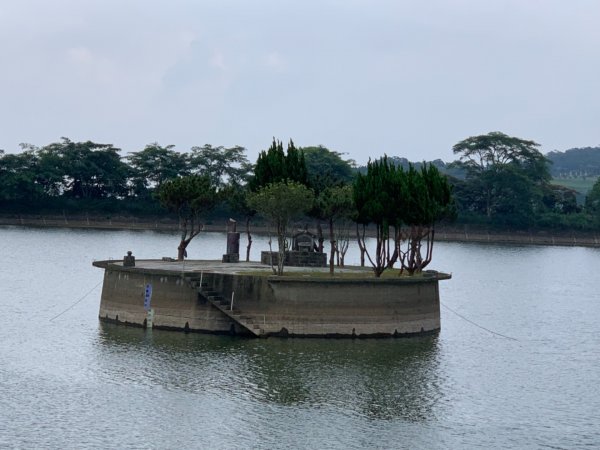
[1,0,598,165]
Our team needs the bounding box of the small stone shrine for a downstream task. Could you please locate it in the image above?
[292,228,316,252]
[261,227,326,267]
[222,219,240,263]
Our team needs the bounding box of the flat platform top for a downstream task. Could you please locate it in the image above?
[108,259,372,275]
[93,259,451,280]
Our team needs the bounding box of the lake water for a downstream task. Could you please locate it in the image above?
[0,226,599,449]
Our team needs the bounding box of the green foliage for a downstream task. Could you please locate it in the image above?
[3,133,600,233]
[452,131,548,177]
[354,158,452,229]
[300,145,355,193]
[249,138,308,191]
[37,138,130,199]
[317,185,355,222]
[551,176,598,206]
[542,184,579,214]
[127,143,189,198]
[0,149,44,201]
[451,131,551,225]
[535,211,595,230]
[0,138,254,218]
[356,156,465,180]
[247,181,314,226]
[547,147,600,178]
[189,144,252,189]
[353,157,453,276]
[158,175,215,214]
[300,146,354,253]
[585,177,600,216]
[316,184,355,274]
[247,181,314,275]
[158,175,217,260]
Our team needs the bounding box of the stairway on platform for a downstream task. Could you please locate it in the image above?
[185,276,264,337]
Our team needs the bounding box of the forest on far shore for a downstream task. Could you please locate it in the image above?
[1,133,600,231]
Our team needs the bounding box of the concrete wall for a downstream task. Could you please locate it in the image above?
[98,268,241,334]
[97,263,445,338]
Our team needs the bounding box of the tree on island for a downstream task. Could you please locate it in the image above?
[315,184,355,275]
[353,157,402,277]
[249,138,308,190]
[302,145,356,253]
[247,181,314,275]
[301,145,356,190]
[353,157,453,277]
[243,138,309,261]
[399,164,453,275]
[222,183,256,262]
[158,175,216,260]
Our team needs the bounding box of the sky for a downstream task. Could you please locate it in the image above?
[1,0,599,165]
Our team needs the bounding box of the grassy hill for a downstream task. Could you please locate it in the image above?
[552,176,598,194]
[552,176,598,204]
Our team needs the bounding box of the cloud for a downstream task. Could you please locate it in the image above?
[263,52,287,73]
[1,0,600,161]
[67,46,93,64]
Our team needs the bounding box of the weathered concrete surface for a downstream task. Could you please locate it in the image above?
[260,250,327,267]
[93,259,450,338]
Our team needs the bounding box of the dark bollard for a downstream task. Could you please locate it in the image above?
[123,251,135,267]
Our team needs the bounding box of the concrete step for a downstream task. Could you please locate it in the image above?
[201,288,261,337]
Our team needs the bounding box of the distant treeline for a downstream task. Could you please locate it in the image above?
[356,148,600,180]
[546,147,600,178]
[1,134,600,231]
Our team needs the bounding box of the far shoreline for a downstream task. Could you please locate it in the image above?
[1,213,599,249]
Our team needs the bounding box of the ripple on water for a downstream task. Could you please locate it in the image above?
[1,228,600,448]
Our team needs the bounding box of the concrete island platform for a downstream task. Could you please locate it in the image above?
[93,259,451,338]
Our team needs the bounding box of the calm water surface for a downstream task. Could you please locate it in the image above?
[0,226,599,449]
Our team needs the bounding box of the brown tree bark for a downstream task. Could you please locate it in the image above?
[245,215,252,262]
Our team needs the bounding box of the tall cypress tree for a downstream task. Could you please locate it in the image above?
[249,138,308,191]
[353,157,453,277]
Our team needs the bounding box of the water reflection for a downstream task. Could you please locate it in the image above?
[97,324,443,422]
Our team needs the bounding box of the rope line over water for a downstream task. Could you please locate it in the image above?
[49,280,103,322]
[441,301,519,341]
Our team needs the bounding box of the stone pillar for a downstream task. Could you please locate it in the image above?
[222,219,240,263]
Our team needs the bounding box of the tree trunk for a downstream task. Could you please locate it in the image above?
[329,218,335,275]
[176,216,204,261]
[245,215,252,262]
[277,221,286,275]
[316,221,324,253]
[267,232,276,275]
[386,226,400,268]
[374,223,386,277]
[356,223,366,267]
[335,221,350,268]
[177,219,189,261]
[177,239,190,261]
